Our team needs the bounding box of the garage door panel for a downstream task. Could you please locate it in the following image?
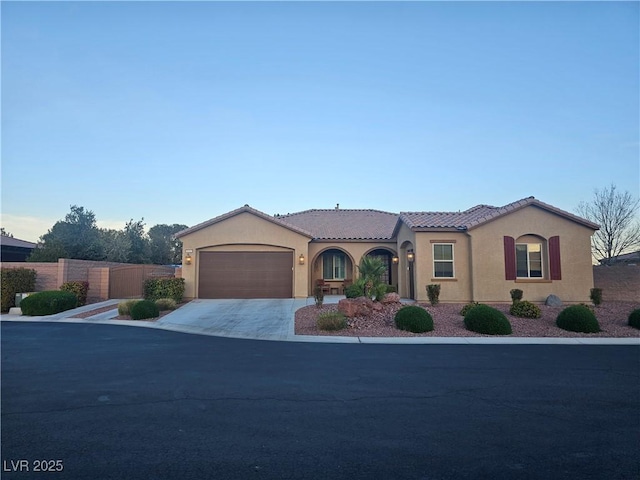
[199,251,293,298]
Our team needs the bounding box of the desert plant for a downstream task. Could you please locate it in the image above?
[117,299,141,316]
[1,267,37,312]
[60,281,89,306]
[426,284,441,305]
[314,285,324,308]
[509,300,542,319]
[130,299,160,320]
[628,309,640,329]
[394,306,434,333]
[155,298,177,311]
[460,302,481,316]
[556,305,600,333]
[356,256,388,300]
[316,311,347,331]
[589,288,603,306]
[510,289,523,303]
[19,290,78,316]
[464,305,512,335]
[385,285,397,293]
[345,282,364,299]
[143,277,185,302]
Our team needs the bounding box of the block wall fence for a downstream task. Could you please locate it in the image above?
[593,265,640,302]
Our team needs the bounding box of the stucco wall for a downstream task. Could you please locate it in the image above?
[467,205,594,303]
[179,212,311,298]
[593,265,640,302]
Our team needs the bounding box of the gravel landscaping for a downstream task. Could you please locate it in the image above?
[295,301,640,338]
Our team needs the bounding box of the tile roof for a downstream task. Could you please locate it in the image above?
[278,209,399,240]
[1,235,37,249]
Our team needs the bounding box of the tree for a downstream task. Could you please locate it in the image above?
[148,224,188,265]
[0,228,13,237]
[28,205,104,262]
[99,228,131,263]
[577,184,640,265]
[124,219,151,264]
[356,256,388,300]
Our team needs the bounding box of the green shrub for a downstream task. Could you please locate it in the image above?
[510,289,523,303]
[464,305,512,335]
[20,291,78,316]
[589,288,603,306]
[394,306,434,333]
[314,285,324,308]
[143,277,185,302]
[460,302,481,316]
[130,300,160,320]
[155,298,177,311]
[426,284,441,306]
[118,299,141,316]
[556,305,600,333]
[509,300,542,319]
[60,281,89,306]
[385,285,397,293]
[628,309,640,329]
[1,267,37,312]
[316,312,347,331]
[345,283,364,299]
[373,283,388,302]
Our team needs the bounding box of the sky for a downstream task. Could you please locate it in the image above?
[1,1,639,243]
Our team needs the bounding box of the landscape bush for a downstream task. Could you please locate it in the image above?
[510,289,523,303]
[509,300,542,319]
[460,302,481,316]
[394,306,434,333]
[314,285,324,308]
[130,300,160,320]
[20,290,78,316]
[556,305,600,333]
[143,277,185,302]
[464,305,512,335]
[628,309,640,330]
[117,299,141,316]
[1,267,37,312]
[155,298,177,311]
[426,284,441,306]
[589,288,603,306]
[345,283,364,299]
[385,285,397,293]
[316,311,347,331]
[60,281,89,306]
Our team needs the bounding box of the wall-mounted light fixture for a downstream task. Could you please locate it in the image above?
[407,249,415,263]
[392,255,399,264]
[185,249,193,265]
[298,254,305,265]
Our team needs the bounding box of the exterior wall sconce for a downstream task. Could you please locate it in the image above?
[407,250,415,263]
[392,256,399,264]
[185,249,193,265]
[299,254,305,265]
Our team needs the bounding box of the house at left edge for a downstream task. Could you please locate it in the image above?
[1,235,36,262]
[175,197,599,304]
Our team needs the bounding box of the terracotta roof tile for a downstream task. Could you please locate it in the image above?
[278,209,399,240]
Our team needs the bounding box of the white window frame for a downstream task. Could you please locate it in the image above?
[323,253,346,280]
[433,243,454,278]
[516,243,543,278]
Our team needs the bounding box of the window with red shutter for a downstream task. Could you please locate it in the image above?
[504,236,516,280]
[549,236,562,280]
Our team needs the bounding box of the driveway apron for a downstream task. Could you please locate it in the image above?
[155,298,311,341]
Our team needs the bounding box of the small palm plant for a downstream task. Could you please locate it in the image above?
[357,256,388,300]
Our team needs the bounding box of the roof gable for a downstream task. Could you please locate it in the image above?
[174,205,314,239]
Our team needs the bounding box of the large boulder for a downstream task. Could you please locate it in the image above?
[338,297,375,317]
[545,294,563,307]
[380,292,401,304]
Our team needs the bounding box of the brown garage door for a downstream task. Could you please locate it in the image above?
[199,251,293,299]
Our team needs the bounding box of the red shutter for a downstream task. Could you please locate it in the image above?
[504,236,516,280]
[549,236,562,280]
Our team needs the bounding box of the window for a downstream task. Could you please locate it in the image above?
[433,244,454,278]
[516,243,542,278]
[323,252,346,280]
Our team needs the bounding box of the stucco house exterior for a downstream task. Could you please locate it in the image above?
[175,197,599,304]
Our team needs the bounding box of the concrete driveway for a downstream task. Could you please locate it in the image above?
[155,298,315,341]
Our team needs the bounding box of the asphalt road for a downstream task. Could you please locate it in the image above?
[2,322,639,480]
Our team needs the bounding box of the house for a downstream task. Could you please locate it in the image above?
[598,250,640,266]
[175,197,599,303]
[1,235,36,262]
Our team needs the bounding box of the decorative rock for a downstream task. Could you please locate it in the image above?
[338,297,377,317]
[381,293,401,304]
[545,294,563,307]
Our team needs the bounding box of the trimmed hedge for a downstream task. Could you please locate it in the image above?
[1,267,37,312]
[628,309,640,330]
[143,277,185,302]
[394,306,434,333]
[556,305,600,333]
[20,290,78,316]
[316,312,348,331]
[509,300,542,319]
[464,305,512,335]
[460,302,481,317]
[130,300,160,320]
[60,281,89,306]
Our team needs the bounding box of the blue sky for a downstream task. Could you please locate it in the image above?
[2,1,638,242]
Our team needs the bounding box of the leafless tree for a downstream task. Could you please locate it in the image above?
[577,184,640,265]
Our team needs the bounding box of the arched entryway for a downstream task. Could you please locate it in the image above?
[399,241,415,299]
[363,248,398,290]
[311,248,355,295]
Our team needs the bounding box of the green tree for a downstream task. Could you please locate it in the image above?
[124,218,150,264]
[28,205,104,262]
[148,224,188,265]
[356,256,388,300]
[99,228,131,263]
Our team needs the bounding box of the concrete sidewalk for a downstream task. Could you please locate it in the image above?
[2,297,639,345]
